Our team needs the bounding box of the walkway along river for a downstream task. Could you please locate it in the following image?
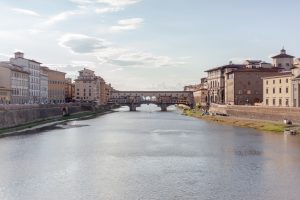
[0,105,300,200]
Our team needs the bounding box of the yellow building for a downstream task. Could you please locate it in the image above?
[263,73,293,107]
[41,67,66,104]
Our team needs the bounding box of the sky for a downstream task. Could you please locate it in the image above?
[0,0,299,90]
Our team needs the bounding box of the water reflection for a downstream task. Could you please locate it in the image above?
[0,104,300,200]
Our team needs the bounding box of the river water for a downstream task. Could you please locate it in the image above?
[0,105,300,200]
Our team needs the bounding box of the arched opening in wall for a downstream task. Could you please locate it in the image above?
[142,96,157,103]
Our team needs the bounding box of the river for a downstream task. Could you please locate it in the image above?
[0,105,300,200]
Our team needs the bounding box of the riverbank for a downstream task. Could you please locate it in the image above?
[0,109,114,138]
[181,107,300,134]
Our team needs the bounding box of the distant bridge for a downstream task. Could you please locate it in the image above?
[109,91,194,111]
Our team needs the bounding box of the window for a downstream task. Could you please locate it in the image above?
[266,88,268,94]
[286,99,289,106]
[278,63,282,67]
[286,87,289,93]
[266,80,268,85]
[279,88,282,93]
[273,88,275,94]
[279,99,282,106]
[273,80,275,84]
[273,99,276,106]
[279,79,281,84]
[238,90,243,94]
[286,79,289,83]
[286,63,290,66]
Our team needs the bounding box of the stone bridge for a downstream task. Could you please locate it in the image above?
[109,91,194,111]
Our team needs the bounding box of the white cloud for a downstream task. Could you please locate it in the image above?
[44,10,82,26]
[109,67,124,72]
[59,33,187,68]
[70,0,140,14]
[12,8,40,17]
[95,0,140,7]
[111,18,144,32]
[59,34,111,54]
[0,53,11,61]
[95,7,123,14]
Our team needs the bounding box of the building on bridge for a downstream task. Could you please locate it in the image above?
[109,91,194,111]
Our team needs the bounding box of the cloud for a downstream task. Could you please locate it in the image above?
[46,61,97,78]
[95,0,140,7]
[0,53,11,61]
[109,52,186,68]
[70,0,140,14]
[95,7,123,14]
[109,67,124,72]
[59,34,110,54]
[44,10,82,26]
[110,18,144,32]
[12,8,40,17]
[59,33,187,68]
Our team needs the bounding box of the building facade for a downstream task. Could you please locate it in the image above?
[262,73,293,107]
[271,48,294,70]
[205,62,244,104]
[65,78,75,102]
[291,63,300,107]
[10,52,42,103]
[0,87,11,104]
[41,67,66,104]
[75,68,101,103]
[0,62,30,104]
[225,68,281,105]
[40,67,48,103]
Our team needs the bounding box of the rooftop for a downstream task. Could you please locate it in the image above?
[205,63,245,72]
[271,48,294,59]
[227,67,282,74]
[262,72,293,79]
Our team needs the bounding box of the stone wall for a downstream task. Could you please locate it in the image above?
[209,104,300,123]
[0,103,91,129]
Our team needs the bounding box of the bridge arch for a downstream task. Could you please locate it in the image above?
[109,91,194,111]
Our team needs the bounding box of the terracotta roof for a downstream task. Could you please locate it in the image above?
[271,53,294,59]
[205,64,245,72]
[262,72,293,79]
[227,67,282,74]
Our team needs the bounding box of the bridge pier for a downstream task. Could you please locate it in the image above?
[160,104,167,112]
[129,104,137,111]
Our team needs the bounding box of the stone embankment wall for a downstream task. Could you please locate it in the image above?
[209,104,300,124]
[0,103,104,129]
